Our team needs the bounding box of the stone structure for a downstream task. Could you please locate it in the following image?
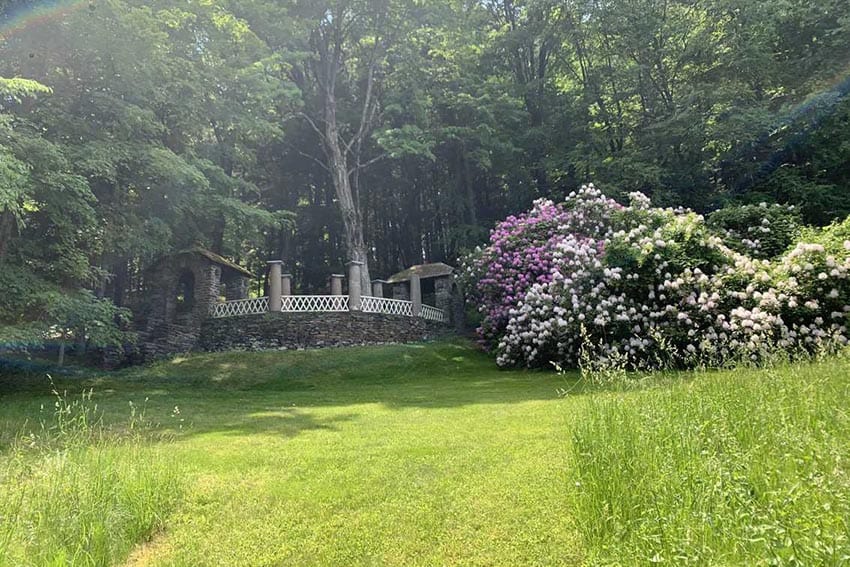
[348,261,364,310]
[387,263,461,326]
[130,255,459,363]
[268,260,283,312]
[371,279,389,298]
[137,248,253,359]
[199,312,449,352]
[330,274,344,295]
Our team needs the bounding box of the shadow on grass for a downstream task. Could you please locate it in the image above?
[0,340,585,442]
[2,340,579,405]
[184,408,361,439]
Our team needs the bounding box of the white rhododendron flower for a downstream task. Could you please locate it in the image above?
[465,185,850,369]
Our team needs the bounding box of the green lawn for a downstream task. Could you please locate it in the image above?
[1,341,849,566]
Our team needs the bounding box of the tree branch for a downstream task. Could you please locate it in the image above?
[296,112,328,144]
[348,152,388,176]
[294,147,331,173]
[345,28,383,156]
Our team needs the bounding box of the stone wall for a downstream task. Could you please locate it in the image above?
[198,312,450,352]
[392,282,410,301]
[138,254,221,359]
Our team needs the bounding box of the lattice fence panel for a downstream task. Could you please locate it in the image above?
[361,296,414,317]
[421,304,447,323]
[210,294,445,321]
[210,297,269,318]
[281,295,350,312]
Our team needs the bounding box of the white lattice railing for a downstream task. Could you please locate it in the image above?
[281,295,349,312]
[210,294,446,322]
[361,296,414,317]
[421,304,447,323]
[210,296,269,318]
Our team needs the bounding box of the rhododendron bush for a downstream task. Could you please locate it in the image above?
[463,185,850,369]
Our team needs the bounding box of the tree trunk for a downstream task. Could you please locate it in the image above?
[0,211,13,261]
[322,80,372,291]
[210,214,226,255]
[111,258,129,307]
[307,9,390,292]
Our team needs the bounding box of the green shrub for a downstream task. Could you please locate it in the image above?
[708,202,802,259]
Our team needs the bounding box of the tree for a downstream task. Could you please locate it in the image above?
[294,0,421,290]
[0,76,51,260]
[3,0,850,326]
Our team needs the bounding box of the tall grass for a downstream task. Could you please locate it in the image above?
[570,357,850,565]
[0,384,181,566]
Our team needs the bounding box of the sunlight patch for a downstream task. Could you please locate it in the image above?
[247,410,297,418]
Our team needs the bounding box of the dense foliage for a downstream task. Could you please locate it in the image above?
[466,185,850,368]
[1,0,849,346]
[707,202,802,259]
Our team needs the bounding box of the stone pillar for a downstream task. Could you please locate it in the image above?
[371,279,387,298]
[434,276,453,320]
[281,273,292,296]
[330,274,344,296]
[410,274,422,316]
[204,265,221,313]
[268,260,282,312]
[347,261,363,311]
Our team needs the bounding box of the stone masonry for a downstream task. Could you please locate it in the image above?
[198,311,450,352]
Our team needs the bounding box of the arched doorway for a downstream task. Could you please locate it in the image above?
[175,270,196,313]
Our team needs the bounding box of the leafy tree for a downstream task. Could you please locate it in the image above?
[2,0,850,347]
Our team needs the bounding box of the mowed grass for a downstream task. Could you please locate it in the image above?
[0,341,581,566]
[0,341,849,566]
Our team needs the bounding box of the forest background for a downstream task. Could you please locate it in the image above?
[1,0,849,342]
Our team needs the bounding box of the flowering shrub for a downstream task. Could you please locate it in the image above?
[461,186,619,343]
[465,186,850,369]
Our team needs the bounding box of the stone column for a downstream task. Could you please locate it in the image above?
[203,265,222,312]
[267,260,282,312]
[371,279,387,298]
[281,273,292,296]
[434,276,453,320]
[330,274,344,296]
[347,261,363,311]
[410,274,422,316]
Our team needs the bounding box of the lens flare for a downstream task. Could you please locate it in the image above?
[0,0,92,42]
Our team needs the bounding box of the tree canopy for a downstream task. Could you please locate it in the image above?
[1,0,848,349]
